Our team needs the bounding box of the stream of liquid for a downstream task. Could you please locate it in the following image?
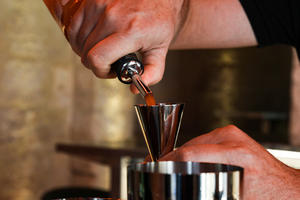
[144,93,156,106]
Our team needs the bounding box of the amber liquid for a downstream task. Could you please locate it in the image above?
[144,93,156,106]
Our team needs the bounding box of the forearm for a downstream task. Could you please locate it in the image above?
[170,0,258,50]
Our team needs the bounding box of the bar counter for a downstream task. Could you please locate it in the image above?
[56,141,147,198]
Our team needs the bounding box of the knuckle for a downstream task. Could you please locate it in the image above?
[103,4,120,22]
[86,52,110,78]
[86,51,97,67]
[224,124,240,132]
[86,50,103,68]
[126,16,143,33]
[222,125,243,136]
[213,125,245,140]
[93,69,107,78]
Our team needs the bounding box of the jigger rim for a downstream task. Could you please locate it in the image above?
[134,102,185,107]
[128,161,243,175]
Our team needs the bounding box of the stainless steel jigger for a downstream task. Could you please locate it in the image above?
[127,161,243,200]
[134,103,184,161]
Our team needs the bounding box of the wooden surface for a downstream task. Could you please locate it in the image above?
[56,142,147,198]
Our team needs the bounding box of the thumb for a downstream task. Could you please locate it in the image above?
[130,48,168,94]
[159,144,246,167]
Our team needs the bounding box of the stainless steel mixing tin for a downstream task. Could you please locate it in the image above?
[127,161,243,200]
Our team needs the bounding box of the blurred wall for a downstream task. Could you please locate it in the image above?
[138,46,293,145]
[0,1,135,199]
[290,49,300,145]
[0,1,73,199]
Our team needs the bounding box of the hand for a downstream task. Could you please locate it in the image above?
[64,0,187,92]
[160,125,300,200]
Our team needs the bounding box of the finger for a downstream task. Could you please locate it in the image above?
[91,67,116,79]
[182,125,250,147]
[65,1,85,55]
[75,2,107,56]
[82,32,140,78]
[159,144,248,167]
[141,48,167,86]
[44,0,63,21]
[130,48,167,93]
[181,129,221,147]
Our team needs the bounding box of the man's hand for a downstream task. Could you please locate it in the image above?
[48,0,257,92]
[160,125,300,200]
[64,0,187,92]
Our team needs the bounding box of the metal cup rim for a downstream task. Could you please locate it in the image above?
[128,161,243,175]
[134,102,185,107]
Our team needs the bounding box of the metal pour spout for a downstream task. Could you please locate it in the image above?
[131,74,152,98]
[111,53,153,98]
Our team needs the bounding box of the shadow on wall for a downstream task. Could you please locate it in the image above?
[136,45,292,145]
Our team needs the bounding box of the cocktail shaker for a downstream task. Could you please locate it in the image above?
[127,161,243,200]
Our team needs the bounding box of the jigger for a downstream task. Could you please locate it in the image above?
[135,103,184,161]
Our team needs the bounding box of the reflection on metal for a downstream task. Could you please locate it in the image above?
[135,103,184,161]
[128,161,243,200]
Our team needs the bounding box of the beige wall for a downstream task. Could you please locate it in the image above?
[0,1,135,199]
[0,1,73,199]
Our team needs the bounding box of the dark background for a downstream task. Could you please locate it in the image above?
[135,45,292,145]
